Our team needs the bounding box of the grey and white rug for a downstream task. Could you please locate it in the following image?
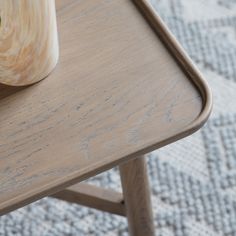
[1,0,236,235]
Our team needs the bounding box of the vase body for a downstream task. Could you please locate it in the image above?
[0,0,59,86]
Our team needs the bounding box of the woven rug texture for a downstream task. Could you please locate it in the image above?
[1,0,236,235]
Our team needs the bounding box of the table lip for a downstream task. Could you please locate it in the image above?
[0,0,212,216]
[135,0,213,133]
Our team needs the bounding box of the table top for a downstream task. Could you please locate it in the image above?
[0,0,212,215]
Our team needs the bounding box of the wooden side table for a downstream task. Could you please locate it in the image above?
[0,0,212,235]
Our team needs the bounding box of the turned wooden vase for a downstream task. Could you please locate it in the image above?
[0,0,59,86]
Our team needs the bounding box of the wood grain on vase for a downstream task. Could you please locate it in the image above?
[0,0,59,86]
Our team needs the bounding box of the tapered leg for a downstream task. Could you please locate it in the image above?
[119,156,155,236]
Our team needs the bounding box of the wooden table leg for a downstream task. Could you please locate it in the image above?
[119,156,155,236]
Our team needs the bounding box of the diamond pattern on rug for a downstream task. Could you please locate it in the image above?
[151,0,236,82]
[149,115,236,236]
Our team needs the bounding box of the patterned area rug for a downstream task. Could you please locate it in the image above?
[1,0,236,235]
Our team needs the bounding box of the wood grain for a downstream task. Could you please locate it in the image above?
[55,0,76,11]
[0,0,212,215]
[0,0,59,86]
[52,183,126,216]
[120,156,155,236]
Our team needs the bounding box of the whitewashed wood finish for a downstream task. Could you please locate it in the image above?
[120,156,155,236]
[52,183,126,216]
[0,0,58,86]
[0,0,212,216]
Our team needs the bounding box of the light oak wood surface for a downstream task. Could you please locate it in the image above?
[120,156,155,236]
[0,0,58,86]
[0,0,212,215]
[52,183,126,216]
